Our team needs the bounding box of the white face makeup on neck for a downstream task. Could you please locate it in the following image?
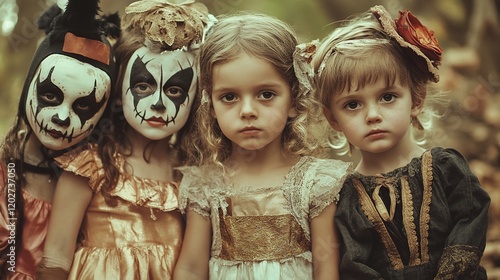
[121,46,197,140]
[25,54,111,150]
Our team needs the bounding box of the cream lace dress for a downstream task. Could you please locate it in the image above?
[178,156,350,280]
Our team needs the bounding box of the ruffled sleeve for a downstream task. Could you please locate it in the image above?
[432,147,490,279]
[306,158,352,219]
[176,166,212,217]
[54,146,104,192]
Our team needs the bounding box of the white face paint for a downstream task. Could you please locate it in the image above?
[25,54,110,150]
[121,46,197,140]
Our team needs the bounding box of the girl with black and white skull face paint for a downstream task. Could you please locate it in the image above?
[121,46,197,140]
[39,1,215,279]
[0,0,119,278]
[25,54,110,150]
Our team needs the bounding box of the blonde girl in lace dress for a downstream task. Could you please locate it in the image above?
[310,5,490,280]
[36,1,213,279]
[173,13,351,280]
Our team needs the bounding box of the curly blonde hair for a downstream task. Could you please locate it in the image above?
[187,12,319,166]
[311,11,442,155]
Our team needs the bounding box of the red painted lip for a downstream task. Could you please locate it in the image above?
[146,116,165,122]
[146,116,166,127]
[47,129,63,139]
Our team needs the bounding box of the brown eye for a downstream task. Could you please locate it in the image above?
[258,91,275,100]
[345,101,360,110]
[41,92,58,104]
[166,86,185,98]
[75,102,90,112]
[132,82,155,96]
[221,93,237,102]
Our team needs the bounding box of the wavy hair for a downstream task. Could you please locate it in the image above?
[96,32,198,204]
[187,12,319,167]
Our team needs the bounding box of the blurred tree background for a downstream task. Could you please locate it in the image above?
[0,0,499,276]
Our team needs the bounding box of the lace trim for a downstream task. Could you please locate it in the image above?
[353,178,403,270]
[282,157,313,242]
[309,191,340,219]
[210,251,312,266]
[435,245,482,279]
[401,176,421,266]
[419,150,433,263]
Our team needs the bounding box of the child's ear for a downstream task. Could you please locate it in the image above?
[323,107,342,132]
[411,90,426,117]
[288,107,297,118]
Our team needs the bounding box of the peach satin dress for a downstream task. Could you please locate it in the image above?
[55,147,184,280]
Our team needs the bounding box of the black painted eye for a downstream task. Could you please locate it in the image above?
[36,67,64,107]
[132,82,155,96]
[74,101,90,112]
[40,92,60,104]
[166,86,185,99]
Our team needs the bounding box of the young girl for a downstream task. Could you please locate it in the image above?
[37,1,212,279]
[173,13,351,280]
[310,5,490,279]
[0,0,118,278]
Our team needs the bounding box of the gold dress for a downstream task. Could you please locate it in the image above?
[178,156,351,280]
[55,147,184,280]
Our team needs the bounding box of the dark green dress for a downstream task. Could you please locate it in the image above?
[336,147,490,279]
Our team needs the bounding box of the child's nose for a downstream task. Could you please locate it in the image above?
[239,98,257,119]
[365,104,382,123]
[52,107,71,127]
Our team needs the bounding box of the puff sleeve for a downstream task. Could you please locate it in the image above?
[307,158,351,219]
[54,146,104,192]
[177,166,212,218]
[433,148,490,279]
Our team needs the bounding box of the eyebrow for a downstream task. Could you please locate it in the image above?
[212,82,285,93]
[334,85,403,105]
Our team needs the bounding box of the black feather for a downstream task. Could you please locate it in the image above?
[63,0,100,25]
[47,0,102,41]
[37,4,62,34]
[99,12,121,39]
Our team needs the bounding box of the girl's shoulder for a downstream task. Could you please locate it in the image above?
[55,144,103,180]
[176,164,224,191]
[289,156,352,183]
[429,147,475,175]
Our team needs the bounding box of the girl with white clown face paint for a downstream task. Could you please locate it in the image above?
[39,1,215,279]
[0,0,119,278]
[26,54,110,150]
[121,46,196,141]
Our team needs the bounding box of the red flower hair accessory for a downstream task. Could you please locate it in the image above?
[371,5,442,82]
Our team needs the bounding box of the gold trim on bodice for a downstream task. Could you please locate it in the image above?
[353,150,434,270]
[219,211,311,261]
